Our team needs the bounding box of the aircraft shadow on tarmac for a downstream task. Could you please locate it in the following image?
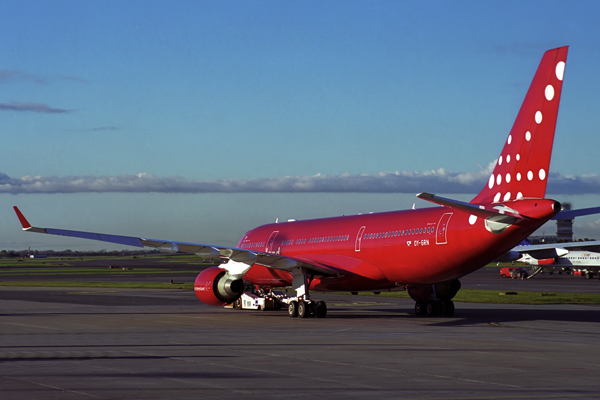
[251,304,600,326]
[427,306,600,327]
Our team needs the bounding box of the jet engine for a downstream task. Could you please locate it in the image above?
[194,267,244,306]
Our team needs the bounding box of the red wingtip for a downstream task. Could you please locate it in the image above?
[13,206,32,229]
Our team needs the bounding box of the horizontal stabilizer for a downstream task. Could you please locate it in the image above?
[417,193,524,224]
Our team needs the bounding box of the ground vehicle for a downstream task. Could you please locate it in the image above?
[500,267,529,279]
[232,289,286,311]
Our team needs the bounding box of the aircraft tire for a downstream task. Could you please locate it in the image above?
[315,301,327,318]
[288,301,298,318]
[298,301,310,318]
[414,301,427,316]
[426,301,441,317]
[441,300,455,317]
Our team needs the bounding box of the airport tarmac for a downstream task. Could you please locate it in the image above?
[1,286,600,399]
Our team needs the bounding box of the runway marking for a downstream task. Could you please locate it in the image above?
[0,322,59,330]
[490,321,600,336]
[1,376,100,398]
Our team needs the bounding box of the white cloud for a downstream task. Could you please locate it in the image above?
[2,163,599,195]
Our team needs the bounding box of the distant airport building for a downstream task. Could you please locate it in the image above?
[29,254,48,259]
[556,202,574,242]
[529,202,577,244]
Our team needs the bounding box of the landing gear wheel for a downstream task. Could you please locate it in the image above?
[441,300,455,317]
[426,301,441,317]
[315,301,327,318]
[298,301,307,318]
[298,300,314,318]
[414,300,427,316]
[288,300,298,318]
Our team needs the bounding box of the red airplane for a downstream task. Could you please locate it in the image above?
[14,46,570,318]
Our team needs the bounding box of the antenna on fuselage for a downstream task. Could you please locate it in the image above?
[412,203,416,210]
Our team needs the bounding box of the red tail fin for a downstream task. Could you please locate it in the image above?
[471,46,568,205]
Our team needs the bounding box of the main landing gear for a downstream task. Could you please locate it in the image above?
[288,299,327,318]
[408,280,461,318]
[413,299,455,317]
[287,267,327,319]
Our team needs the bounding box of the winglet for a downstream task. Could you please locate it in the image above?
[13,206,32,230]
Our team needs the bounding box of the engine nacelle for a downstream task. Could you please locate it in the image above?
[194,267,244,306]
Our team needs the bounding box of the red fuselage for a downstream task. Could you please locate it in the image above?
[238,198,559,292]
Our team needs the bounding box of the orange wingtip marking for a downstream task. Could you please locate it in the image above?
[13,206,31,229]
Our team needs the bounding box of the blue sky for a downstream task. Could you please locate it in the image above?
[2,0,600,250]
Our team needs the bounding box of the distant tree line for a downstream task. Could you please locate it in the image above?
[0,249,162,258]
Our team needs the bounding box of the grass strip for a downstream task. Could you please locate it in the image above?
[0,281,193,290]
[358,289,600,305]
[0,269,200,275]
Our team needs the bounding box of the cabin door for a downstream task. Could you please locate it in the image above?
[266,231,279,253]
[436,213,452,245]
[355,226,366,252]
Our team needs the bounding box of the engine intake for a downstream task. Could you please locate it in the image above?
[194,267,244,306]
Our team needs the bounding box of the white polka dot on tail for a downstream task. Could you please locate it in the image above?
[545,85,554,101]
[556,61,565,81]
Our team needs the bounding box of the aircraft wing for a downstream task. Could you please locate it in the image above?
[512,240,600,259]
[551,206,600,220]
[13,207,337,277]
